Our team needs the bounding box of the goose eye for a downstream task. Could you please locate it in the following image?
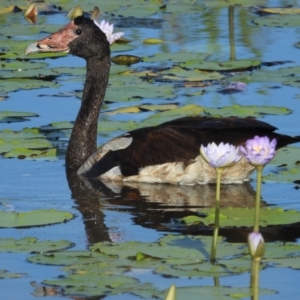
[75,28,82,35]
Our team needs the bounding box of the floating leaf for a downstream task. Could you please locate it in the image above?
[0,111,38,123]
[0,270,26,279]
[98,120,139,132]
[205,104,291,117]
[180,59,261,72]
[44,275,154,298]
[190,207,300,227]
[157,286,275,300]
[111,55,141,65]
[143,52,210,64]
[3,147,57,159]
[0,237,73,253]
[0,6,23,14]
[105,103,178,115]
[158,66,224,81]
[143,38,164,44]
[253,14,300,27]
[0,128,57,158]
[253,6,300,15]
[141,104,205,125]
[264,147,300,182]
[0,210,74,228]
[28,251,117,266]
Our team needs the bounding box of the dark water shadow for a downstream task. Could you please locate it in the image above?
[66,170,300,245]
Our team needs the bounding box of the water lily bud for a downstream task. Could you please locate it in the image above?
[239,136,277,166]
[165,284,176,300]
[200,142,242,168]
[248,232,265,260]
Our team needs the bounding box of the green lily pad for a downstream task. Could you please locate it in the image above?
[180,207,300,227]
[98,120,139,132]
[201,0,265,8]
[111,55,141,65]
[154,257,252,278]
[28,251,117,266]
[91,235,247,263]
[253,15,300,27]
[0,111,38,123]
[0,78,58,93]
[0,237,73,253]
[143,38,164,44]
[0,128,58,159]
[0,270,26,279]
[141,104,205,126]
[205,104,291,117]
[106,74,176,101]
[157,285,275,300]
[180,59,261,71]
[44,275,155,298]
[105,103,178,115]
[3,147,57,159]
[0,210,74,228]
[158,66,225,81]
[0,60,47,71]
[143,52,210,64]
[229,66,300,87]
[264,147,300,182]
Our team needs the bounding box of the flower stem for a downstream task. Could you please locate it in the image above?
[210,168,223,263]
[254,165,264,232]
[250,258,260,300]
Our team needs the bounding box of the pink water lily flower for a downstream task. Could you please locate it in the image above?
[200,142,242,168]
[239,136,277,166]
[94,20,124,44]
[248,232,265,259]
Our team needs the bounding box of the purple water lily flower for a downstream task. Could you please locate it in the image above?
[240,136,277,166]
[200,142,242,168]
[248,232,265,259]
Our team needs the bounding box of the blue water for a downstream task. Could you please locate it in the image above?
[1,1,300,299]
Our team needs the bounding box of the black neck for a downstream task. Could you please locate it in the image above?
[66,55,110,171]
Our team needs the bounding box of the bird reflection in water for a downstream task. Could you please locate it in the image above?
[66,169,269,244]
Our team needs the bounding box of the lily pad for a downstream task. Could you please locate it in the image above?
[178,207,300,227]
[253,7,300,15]
[0,61,47,71]
[0,78,58,93]
[28,251,117,266]
[143,52,210,64]
[205,104,291,117]
[157,285,275,300]
[98,120,139,132]
[3,147,57,159]
[264,147,300,182]
[0,128,58,159]
[44,275,155,298]
[180,59,261,72]
[0,210,74,228]
[253,15,300,27]
[0,111,38,123]
[105,103,178,115]
[141,104,205,126]
[0,270,26,279]
[106,74,176,101]
[158,66,225,82]
[0,237,74,253]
